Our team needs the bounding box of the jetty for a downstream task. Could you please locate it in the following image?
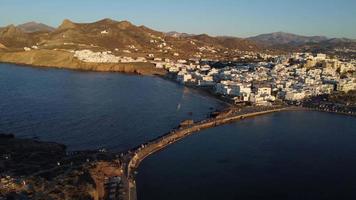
[118,105,296,200]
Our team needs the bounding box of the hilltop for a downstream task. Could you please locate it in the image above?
[248,32,328,46]
[0,25,37,47]
[17,21,55,33]
[248,32,356,56]
[0,18,355,70]
[0,18,261,59]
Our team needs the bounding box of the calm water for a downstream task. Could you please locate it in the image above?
[0,63,225,151]
[1,64,356,200]
[137,111,356,200]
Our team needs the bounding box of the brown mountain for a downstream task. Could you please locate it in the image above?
[0,25,35,47]
[1,19,355,57]
[248,32,356,55]
[0,18,263,61]
[165,31,195,38]
[248,32,328,46]
[48,18,165,50]
[165,32,260,50]
[17,22,55,33]
[297,38,356,55]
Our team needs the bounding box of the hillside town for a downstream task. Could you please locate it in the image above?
[153,52,355,105]
[73,49,147,63]
[69,47,355,106]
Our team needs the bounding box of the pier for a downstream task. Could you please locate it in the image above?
[119,106,293,200]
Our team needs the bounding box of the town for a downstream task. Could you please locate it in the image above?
[2,0,356,198]
[72,48,356,106]
[157,52,356,105]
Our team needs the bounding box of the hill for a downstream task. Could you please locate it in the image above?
[17,21,55,33]
[0,25,36,47]
[0,19,354,60]
[248,32,328,46]
[165,31,195,38]
[248,32,356,56]
[0,49,166,75]
[0,18,262,60]
[297,38,356,57]
[49,18,164,50]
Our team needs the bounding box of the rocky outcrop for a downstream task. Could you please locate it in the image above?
[58,19,77,30]
[0,42,6,49]
[0,25,35,47]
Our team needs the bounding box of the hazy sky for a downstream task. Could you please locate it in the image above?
[1,0,356,38]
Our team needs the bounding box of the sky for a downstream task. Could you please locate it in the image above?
[0,0,356,39]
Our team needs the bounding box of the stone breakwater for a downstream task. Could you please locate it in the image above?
[127,107,290,172]
[121,106,299,200]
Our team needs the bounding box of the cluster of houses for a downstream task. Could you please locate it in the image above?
[154,53,356,105]
[0,176,27,193]
[149,34,175,54]
[73,50,147,63]
[68,47,355,106]
[23,45,39,51]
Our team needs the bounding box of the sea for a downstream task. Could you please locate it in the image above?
[1,63,355,200]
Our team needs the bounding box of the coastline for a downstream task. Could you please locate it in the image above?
[121,105,354,200]
[123,105,354,171]
[2,105,354,200]
[300,106,356,117]
[1,53,355,200]
[0,50,166,76]
[0,50,232,107]
[1,50,354,117]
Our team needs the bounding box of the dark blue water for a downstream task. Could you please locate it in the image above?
[0,63,225,151]
[137,111,356,200]
[2,64,356,200]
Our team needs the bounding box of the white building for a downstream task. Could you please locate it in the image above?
[285,90,306,101]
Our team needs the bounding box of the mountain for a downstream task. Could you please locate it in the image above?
[3,18,354,59]
[17,22,55,33]
[189,34,259,50]
[49,18,165,50]
[248,32,328,46]
[0,18,260,59]
[48,18,258,52]
[299,38,356,52]
[165,31,195,38]
[0,25,35,47]
[248,32,356,55]
[57,19,77,30]
[324,38,356,44]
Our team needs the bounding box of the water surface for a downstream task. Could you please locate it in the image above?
[2,63,355,200]
[137,111,356,200]
[0,63,224,151]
